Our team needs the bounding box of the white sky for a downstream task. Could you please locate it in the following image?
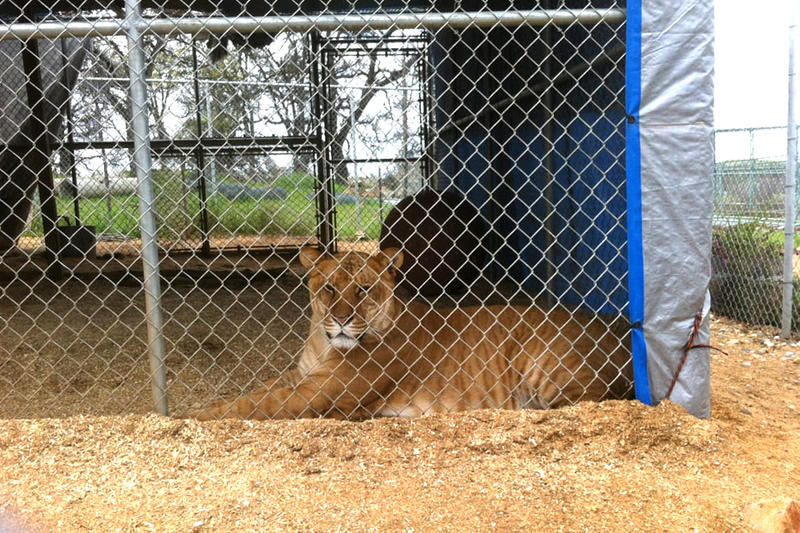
[714,0,796,160]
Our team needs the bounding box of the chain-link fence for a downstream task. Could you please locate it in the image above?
[711,126,799,329]
[0,1,636,419]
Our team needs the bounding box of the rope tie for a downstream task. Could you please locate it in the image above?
[666,310,728,400]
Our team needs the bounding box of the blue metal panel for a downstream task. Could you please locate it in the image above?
[431,5,629,316]
[551,112,628,314]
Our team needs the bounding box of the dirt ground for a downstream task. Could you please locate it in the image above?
[0,266,799,531]
[0,250,531,418]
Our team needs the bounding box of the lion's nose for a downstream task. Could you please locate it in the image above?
[332,313,352,326]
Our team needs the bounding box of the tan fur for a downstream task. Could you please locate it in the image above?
[194,247,634,420]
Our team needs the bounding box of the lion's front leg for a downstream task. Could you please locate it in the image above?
[192,373,287,420]
[192,369,361,420]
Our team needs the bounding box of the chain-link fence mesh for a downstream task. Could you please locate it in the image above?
[711,126,799,329]
[0,1,635,419]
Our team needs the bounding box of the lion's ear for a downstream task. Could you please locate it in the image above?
[379,247,404,274]
[298,247,323,270]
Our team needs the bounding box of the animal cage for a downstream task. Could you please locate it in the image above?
[0,0,714,419]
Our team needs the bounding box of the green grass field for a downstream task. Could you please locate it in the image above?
[23,172,389,244]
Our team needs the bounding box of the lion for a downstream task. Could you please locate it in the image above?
[194,247,634,420]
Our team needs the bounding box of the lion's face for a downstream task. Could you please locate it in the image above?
[299,247,404,350]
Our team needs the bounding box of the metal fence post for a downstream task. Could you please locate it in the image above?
[124,0,169,414]
[191,41,212,256]
[782,5,797,339]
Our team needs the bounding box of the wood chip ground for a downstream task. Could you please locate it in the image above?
[1,315,798,532]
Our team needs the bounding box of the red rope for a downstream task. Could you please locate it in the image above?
[665,310,703,400]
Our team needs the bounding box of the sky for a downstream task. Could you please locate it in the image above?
[714,0,796,160]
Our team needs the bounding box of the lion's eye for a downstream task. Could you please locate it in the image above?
[323,284,335,295]
[356,285,372,298]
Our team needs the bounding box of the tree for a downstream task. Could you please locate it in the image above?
[243,31,421,184]
[325,37,420,185]
[72,34,172,142]
[246,33,314,173]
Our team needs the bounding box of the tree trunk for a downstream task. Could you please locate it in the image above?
[330,136,350,185]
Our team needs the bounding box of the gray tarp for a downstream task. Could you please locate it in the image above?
[639,1,715,417]
[0,37,90,250]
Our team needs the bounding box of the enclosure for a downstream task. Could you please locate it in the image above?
[0,0,714,420]
[2,3,799,531]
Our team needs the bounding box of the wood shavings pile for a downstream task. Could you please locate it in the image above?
[0,315,798,532]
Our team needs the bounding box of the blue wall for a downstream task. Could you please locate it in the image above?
[432,11,628,314]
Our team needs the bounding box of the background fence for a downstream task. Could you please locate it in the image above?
[711,126,799,329]
[7,30,428,255]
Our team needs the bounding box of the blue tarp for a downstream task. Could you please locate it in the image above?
[432,20,628,315]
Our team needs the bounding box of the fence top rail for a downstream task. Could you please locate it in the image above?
[716,125,798,134]
[0,8,626,40]
[80,75,421,91]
